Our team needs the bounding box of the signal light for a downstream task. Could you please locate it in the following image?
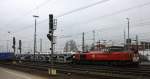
[12,45,15,49]
[47,34,53,41]
[18,40,22,50]
[13,37,16,45]
[49,14,53,33]
[12,37,16,49]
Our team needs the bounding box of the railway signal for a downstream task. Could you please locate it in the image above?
[49,14,53,33]
[18,40,22,54]
[12,37,16,53]
[47,14,57,75]
[47,33,53,41]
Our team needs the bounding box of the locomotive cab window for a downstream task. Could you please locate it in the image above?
[107,46,125,52]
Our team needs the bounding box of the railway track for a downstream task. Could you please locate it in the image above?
[1,62,150,79]
[22,62,150,75]
[39,64,150,78]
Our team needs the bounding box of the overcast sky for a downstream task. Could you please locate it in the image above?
[0,0,150,53]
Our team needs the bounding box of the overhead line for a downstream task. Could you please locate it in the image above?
[25,0,51,14]
[56,0,110,18]
[2,0,51,29]
[32,0,110,26]
[10,0,109,33]
[14,1,150,33]
[66,1,150,28]
[57,21,150,39]
[6,17,150,41]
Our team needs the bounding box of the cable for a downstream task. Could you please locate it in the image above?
[56,0,109,18]
[57,20,150,40]
[13,1,150,34]
[4,0,150,43]
[2,0,51,30]
[10,0,109,33]
[4,17,150,44]
[25,0,51,15]
[65,1,150,28]
[27,0,110,28]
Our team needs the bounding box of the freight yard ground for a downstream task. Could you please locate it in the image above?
[141,61,150,65]
[1,62,150,79]
[0,65,104,79]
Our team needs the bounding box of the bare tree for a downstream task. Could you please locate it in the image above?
[64,40,78,52]
[90,43,95,51]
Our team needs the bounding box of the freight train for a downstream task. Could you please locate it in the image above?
[15,53,73,63]
[0,46,140,66]
[72,46,140,65]
[0,52,14,61]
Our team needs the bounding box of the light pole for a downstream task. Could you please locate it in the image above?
[33,15,39,62]
[93,30,95,46]
[82,32,85,53]
[40,38,42,54]
[126,18,130,39]
[126,18,131,50]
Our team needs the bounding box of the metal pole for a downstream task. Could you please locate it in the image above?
[82,32,85,53]
[51,31,54,67]
[136,35,138,52]
[124,29,126,48]
[40,38,42,54]
[20,47,21,54]
[19,40,22,55]
[47,14,57,75]
[12,36,16,62]
[48,14,54,69]
[126,18,130,51]
[33,15,39,62]
[143,42,145,55]
[98,40,100,51]
[126,18,130,39]
[93,30,95,46]
[34,18,36,62]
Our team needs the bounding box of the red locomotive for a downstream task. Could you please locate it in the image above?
[73,46,140,65]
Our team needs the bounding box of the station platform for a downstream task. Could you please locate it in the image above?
[0,66,95,79]
[0,67,48,79]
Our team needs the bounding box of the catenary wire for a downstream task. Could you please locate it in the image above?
[13,1,150,33]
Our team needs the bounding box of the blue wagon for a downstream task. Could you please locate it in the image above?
[0,52,14,61]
